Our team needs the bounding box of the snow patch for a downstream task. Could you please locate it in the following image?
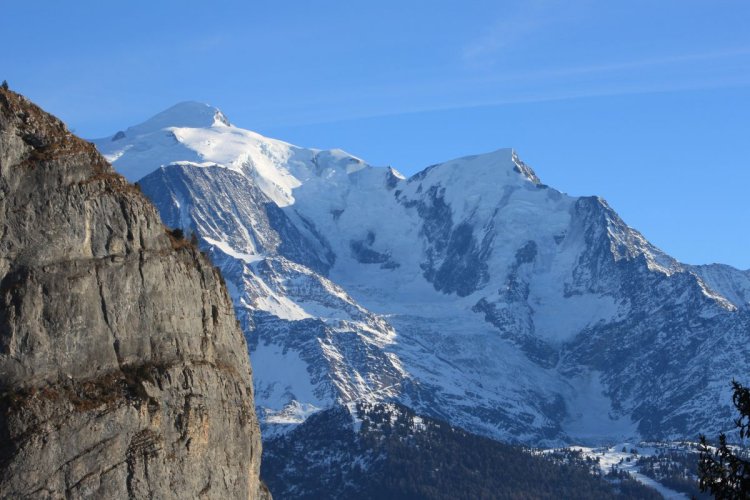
[251,342,329,425]
[203,236,263,264]
[562,372,638,442]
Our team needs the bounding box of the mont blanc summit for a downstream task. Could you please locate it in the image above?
[94,102,750,445]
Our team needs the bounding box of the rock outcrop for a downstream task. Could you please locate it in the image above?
[0,88,269,498]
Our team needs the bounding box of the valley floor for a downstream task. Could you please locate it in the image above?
[545,441,710,499]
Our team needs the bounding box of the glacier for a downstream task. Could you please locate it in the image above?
[94,101,750,445]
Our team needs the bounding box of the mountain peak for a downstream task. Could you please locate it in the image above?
[121,101,230,139]
[408,147,541,188]
[510,149,541,185]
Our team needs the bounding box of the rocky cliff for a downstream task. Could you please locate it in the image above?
[0,89,269,498]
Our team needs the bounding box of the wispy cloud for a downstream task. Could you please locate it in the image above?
[264,76,750,131]
[462,16,542,65]
[259,47,750,129]
[461,0,584,67]
[473,47,750,84]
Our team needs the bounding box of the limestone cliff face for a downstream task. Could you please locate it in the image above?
[0,89,269,499]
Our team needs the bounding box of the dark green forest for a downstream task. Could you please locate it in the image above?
[262,402,660,499]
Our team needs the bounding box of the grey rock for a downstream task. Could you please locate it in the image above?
[0,89,269,499]
[139,164,335,276]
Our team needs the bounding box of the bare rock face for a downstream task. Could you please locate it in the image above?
[0,89,269,499]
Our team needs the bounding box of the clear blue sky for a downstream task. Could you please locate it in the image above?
[4,1,749,268]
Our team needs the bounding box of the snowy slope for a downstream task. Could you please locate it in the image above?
[95,103,750,444]
[690,264,750,309]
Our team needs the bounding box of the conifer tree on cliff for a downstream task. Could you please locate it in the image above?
[699,380,750,498]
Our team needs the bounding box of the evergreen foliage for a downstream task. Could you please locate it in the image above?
[262,402,661,499]
[636,447,709,498]
[698,380,750,498]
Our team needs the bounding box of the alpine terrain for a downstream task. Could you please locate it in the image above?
[92,101,750,493]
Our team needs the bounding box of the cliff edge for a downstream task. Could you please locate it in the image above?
[0,88,269,499]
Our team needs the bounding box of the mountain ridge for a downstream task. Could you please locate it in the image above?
[94,101,749,446]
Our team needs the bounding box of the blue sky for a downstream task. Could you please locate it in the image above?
[3,1,749,268]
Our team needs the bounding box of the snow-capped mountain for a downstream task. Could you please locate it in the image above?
[94,102,750,444]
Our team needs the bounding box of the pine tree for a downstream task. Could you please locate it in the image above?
[698,380,750,498]
[1,80,8,90]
